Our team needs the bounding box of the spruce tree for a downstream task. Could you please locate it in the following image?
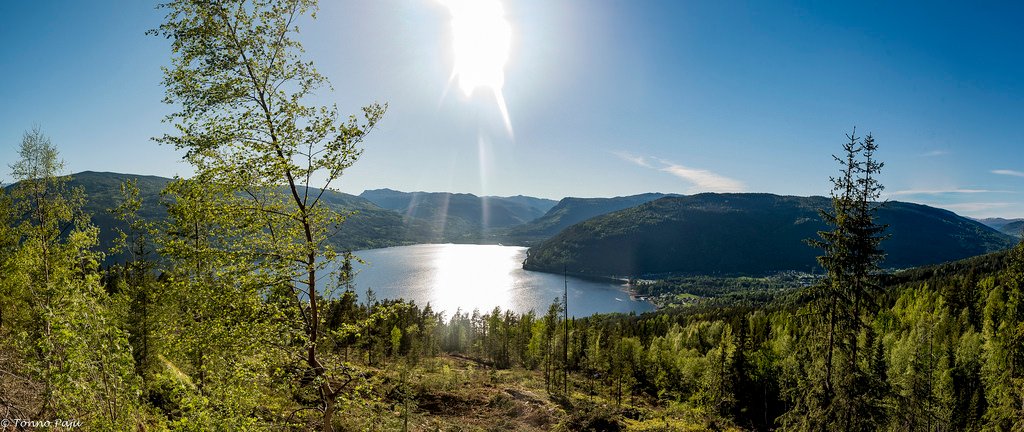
[787,129,888,431]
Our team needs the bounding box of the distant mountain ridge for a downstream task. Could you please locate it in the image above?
[69,172,173,258]
[975,217,1024,229]
[975,217,1024,237]
[359,189,557,232]
[9,173,1016,274]
[998,221,1024,237]
[507,193,676,242]
[523,193,1016,277]
[7,172,442,261]
[7,173,565,258]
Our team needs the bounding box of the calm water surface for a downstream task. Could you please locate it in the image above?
[350,244,654,317]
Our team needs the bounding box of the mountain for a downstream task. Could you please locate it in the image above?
[10,172,441,261]
[974,217,1024,237]
[998,220,1024,237]
[506,193,674,242]
[493,195,559,215]
[5,171,173,261]
[523,193,1017,277]
[975,217,1024,230]
[69,171,172,258]
[296,187,439,250]
[359,189,555,231]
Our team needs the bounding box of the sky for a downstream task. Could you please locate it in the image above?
[1,1,1023,218]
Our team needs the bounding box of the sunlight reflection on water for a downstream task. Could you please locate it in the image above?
[350,244,654,318]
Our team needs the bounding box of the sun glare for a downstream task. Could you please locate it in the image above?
[431,244,516,315]
[440,0,511,95]
[438,0,513,133]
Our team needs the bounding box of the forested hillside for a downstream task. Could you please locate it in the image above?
[51,172,562,258]
[67,172,450,256]
[524,193,1015,277]
[977,217,1024,236]
[13,172,456,260]
[998,220,1024,237]
[360,188,554,231]
[69,171,171,260]
[506,193,672,242]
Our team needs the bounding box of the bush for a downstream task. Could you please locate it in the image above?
[555,401,624,432]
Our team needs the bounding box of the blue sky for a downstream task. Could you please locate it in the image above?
[2,1,1023,218]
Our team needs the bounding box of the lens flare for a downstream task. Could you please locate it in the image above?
[438,0,513,134]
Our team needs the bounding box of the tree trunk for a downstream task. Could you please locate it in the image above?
[322,389,336,432]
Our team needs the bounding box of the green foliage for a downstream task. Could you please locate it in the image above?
[980,239,1024,429]
[554,400,625,432]
[784,130,889,431]
[2,127,141,429]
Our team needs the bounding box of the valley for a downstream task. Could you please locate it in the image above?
[42,171,1018,279]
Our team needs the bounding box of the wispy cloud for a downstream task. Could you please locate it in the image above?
[611,151,652,168]
[659,163,745,193]
[993,169,1024,178]
[887,188,1004,197]
[613,151,745,193]
[921,150,949,157]
[936,202,1013,213]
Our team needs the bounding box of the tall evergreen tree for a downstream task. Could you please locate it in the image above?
[109,179,161,376]
[787,129,888,431]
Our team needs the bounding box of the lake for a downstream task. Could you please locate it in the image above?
[349,244,654,318]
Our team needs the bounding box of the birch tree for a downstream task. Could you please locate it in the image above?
[151,1,385,429]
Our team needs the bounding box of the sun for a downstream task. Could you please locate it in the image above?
[439,0,511,95]
[438,0,513,132]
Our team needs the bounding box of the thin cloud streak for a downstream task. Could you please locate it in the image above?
[934,202,1013,213]
[614,151,745,193]
[887,188,1004,197]
[921,150,950,157]
[992,169,1024,177]
[611,151,652,168]
[659,163,745,193]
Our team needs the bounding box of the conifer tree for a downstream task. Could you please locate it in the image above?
[981,237,1024,429]
[109,179,161,376]
[788,129,888,431]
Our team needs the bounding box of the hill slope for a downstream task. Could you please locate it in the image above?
[495,195,559,215]
[9,172,441,260]
[997,220,1024,237]
[975,217,1023,230]
[976,217,1024,237]
[506,193,673,242]
[69,171,172,259]
[359,189,555,231]
[523,193,1016,277]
